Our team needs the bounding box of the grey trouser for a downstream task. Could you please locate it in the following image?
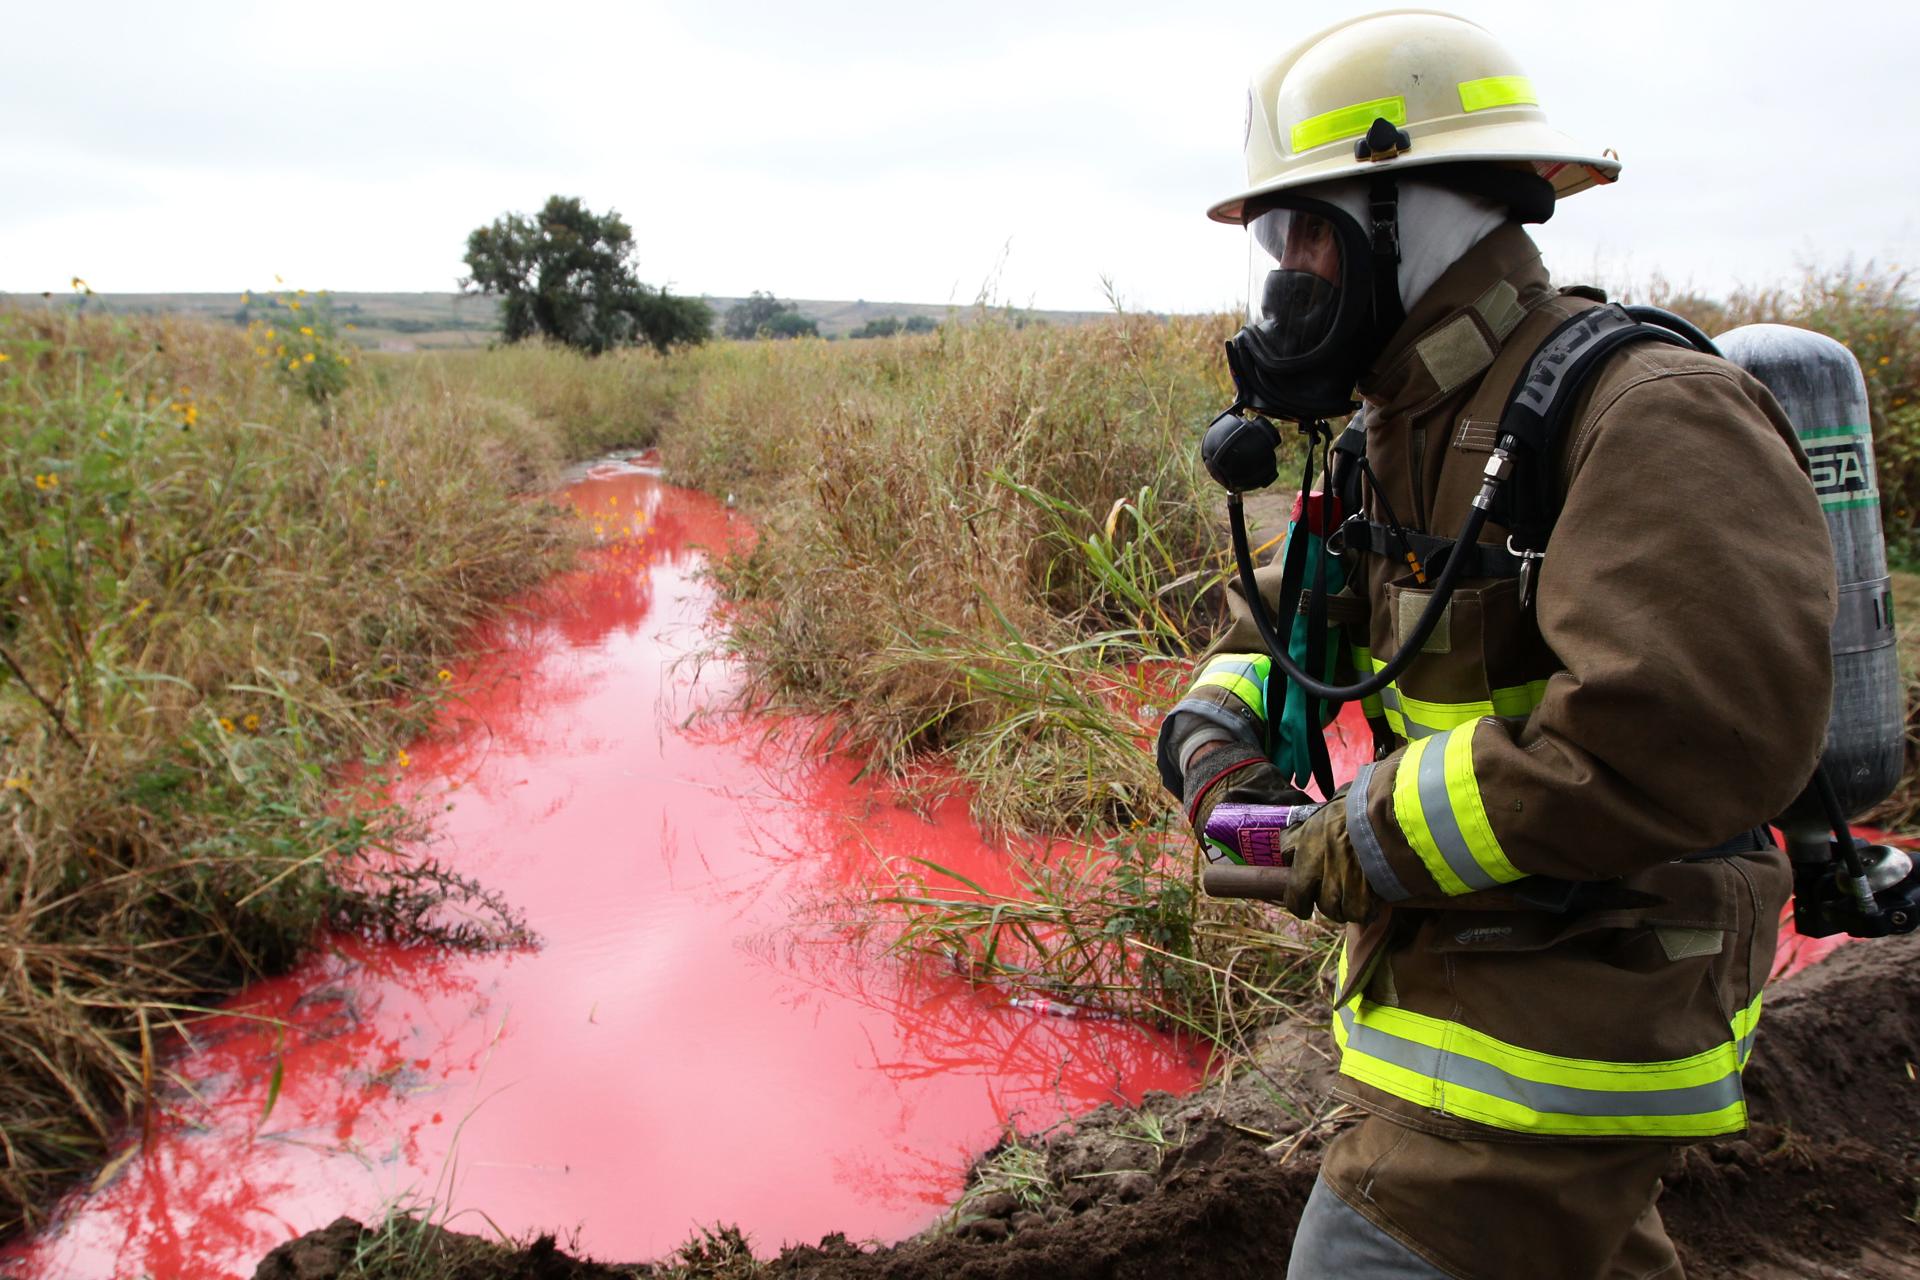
[1289,1176,1453,1277]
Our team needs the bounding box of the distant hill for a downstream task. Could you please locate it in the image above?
[0,291,1117,350]
[717,296,1114,340]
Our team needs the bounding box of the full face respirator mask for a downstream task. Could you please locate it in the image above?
[1223,181,1406,424]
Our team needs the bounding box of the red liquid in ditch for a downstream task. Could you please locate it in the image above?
[2,460,1206,1278]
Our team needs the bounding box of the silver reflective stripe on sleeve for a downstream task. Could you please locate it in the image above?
[1414,736,1504,893]
[1346,760,1410,902]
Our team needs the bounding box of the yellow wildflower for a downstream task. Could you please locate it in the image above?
[288,360,300,371]
[340,356,352,366]
[437,669,453,684]
[302,352,315,364]
[276,344,286,356]
[3,776,29,792]
[345,323,357,330]
[243,713,261,732]
[376,478,388,489]
[218,717,235,733]
[171,401,198,427]
[1879,356,1891,366]
[265,328,275,339]
[70,276,90,293]
[255,346,268,356]
[290,300,301,312]
[241,292,250,304]
[396,750,412,768]
[300,326,313,337]
[34,473,58,491]
[297,288,307,298]
[0,352,10,363]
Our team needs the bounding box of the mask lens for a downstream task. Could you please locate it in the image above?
[1245,208,1346,360]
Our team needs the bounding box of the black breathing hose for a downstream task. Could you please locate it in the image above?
[1812,764,1880,916]
[1228,484,1495,704]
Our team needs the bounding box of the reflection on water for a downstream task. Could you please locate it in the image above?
[3,459,1203,1278]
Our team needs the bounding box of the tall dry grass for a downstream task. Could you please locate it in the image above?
[0,308,621,1234]
[658,314,1242,833]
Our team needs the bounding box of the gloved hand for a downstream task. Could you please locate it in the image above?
[1181,741,1311,843]
[1280,799,1380,925]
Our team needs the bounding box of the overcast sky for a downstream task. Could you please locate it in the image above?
[4,0,1915,312]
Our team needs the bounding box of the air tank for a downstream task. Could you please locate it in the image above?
[1715,324,1903,845]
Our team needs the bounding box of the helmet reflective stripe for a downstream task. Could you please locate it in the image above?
[1291,95,1407,154]
[1332,995,1761,1137]
[1392,724,1524,895]
[1458,75,1537,113]
[1290,76,1542,156]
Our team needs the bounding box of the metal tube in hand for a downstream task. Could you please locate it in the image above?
[1203,864,1293,900]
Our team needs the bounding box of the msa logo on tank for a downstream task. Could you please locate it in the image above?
[1803,431,1878,509]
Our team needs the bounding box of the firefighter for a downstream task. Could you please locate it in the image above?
[1156,12,1836,1277]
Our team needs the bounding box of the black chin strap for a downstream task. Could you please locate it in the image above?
[1367,173,1406,340]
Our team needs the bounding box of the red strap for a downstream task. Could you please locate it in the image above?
[1184,754,1269,825]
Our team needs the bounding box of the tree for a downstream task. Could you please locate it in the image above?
[461,196,711,356]
[723,291,818,340]
[849,314,937,339]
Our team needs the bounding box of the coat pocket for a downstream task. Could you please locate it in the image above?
[1378,575,1556,740]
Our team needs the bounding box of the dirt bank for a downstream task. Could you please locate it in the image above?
[254,935,1920,1280]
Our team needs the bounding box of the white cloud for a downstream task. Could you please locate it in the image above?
[5,0,1915,309]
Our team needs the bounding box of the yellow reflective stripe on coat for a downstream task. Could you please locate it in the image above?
[1353,653,1547,740]
[1291,95,1407,153]
[1191,653,1272,721]
[1457,75,1539,113]
[1349,646,1385,719]
[1332,989,1764,1138]
[1391,723,1524,895]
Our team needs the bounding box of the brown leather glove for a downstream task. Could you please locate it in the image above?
[1181,742,1311,849]
[1280,799,1381,925]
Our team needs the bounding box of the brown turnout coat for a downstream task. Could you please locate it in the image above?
[1209,224,1835,1142]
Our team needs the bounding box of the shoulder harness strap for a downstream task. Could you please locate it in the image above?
[1492,303,1690,555]
[1338,298,1696,584]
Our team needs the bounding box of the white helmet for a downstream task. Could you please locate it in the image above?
[1210,9,1618,226]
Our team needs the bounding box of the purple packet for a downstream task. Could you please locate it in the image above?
[1202,801,1324,866]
